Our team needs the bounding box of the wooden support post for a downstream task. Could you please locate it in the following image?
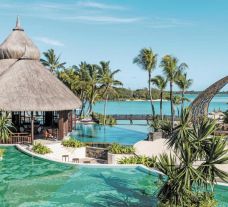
[58,111,64,139]
[63,111,69,136]
[31,111,34,145]
[68,111,73,132]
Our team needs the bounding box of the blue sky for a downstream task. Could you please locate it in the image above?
[0,0,227,90]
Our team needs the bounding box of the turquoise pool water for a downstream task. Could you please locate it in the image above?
[0,147,227,206]
[0,147,159,207]
[71,123,148,145]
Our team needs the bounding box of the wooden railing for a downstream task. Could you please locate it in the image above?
[109,114,174,120]
[0,133,32,144]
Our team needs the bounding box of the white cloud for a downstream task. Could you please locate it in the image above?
[35,37,64,46]
[147,17,194,29]
[77,1,125,10]
[62,15,142,24]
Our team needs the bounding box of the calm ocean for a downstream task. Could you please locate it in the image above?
[93,94,228,115]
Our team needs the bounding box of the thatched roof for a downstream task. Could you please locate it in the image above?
[0,18,40,60]
[0,18,81,111]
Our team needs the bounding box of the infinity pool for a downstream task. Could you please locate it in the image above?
[71,123,148,145]
[0,147,227,207]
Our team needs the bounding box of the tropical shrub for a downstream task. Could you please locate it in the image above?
[160,119,172,137]
[149,117,172,136]
[32,143,52,154]
[224,110,228,123]
[149,116,162,132]
[109,143,135,154]
[92,112,117,125]
[0,112,14,142]
[62,138,85,148]
[118,155,157,168]
[0,149,5,157]
[156,108,228,207]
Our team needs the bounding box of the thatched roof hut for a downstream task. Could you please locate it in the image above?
[0,18,81,111]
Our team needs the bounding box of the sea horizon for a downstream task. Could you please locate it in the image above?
[92,93,228,115]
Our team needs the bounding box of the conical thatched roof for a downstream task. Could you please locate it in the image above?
[0,17,40,60]
[0,18,81,111]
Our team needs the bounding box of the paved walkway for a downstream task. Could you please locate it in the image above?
[134,139,228,173]
[31,141,107,164]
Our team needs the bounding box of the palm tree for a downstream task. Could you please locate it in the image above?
[151,75,167,119]
[133,48,157,118]
[58,65,87,118]
[176,72,193,111]
[98,61,123,125]
[74,62,91,117]
[41,49,66,74]
[86,64,101,115]
[160,55,188,129]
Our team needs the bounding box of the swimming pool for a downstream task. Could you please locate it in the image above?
[71,123,148,145]
[0,147,227,206]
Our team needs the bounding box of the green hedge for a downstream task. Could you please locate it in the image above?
[62,138,85,148]
[32,143,52,154]
[109,143,135,154]
[118,155,157,168]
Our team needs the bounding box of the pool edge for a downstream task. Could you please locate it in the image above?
[2,144,227,187]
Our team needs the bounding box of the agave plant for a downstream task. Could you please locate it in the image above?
[156,108,228,206]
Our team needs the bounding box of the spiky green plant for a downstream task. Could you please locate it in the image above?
[32,143,52,154]
[118,155,157,168]
[62,138,85,148]
[0,112,13,143]
[109,143,135,154]
[156,108,228,206]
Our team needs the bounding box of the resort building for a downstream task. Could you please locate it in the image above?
[0,18,81,143]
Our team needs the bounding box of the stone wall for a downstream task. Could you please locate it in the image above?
[86,146,108,160]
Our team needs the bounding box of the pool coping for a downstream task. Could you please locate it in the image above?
[1,144,227,187]
[15,144,163,174]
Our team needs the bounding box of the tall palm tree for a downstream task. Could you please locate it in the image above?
[41,49,66,74]
[74,62,91,117]
[98,61,123,125]
[160,55,188,129]
[151,75,167,119]
[176,72,193,112]
[86,64,100,115]
[133,48,157,118]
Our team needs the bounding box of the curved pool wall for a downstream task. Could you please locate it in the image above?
[0,146,227,207]
[0,146,161,206]
[71,123,148,145]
